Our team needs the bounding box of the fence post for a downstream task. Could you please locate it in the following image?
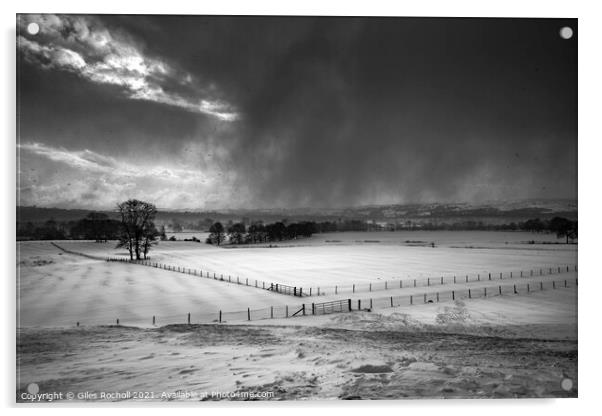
[488,273,491,280]
[246,278,248,286]
[424,293,427,303]
[300,288,303,296]
[353,284,355,293]
[400,280,403,288]
[510,272,513,278]
[520,271,523,277]
[499,286,502,295]
[466,275,468,283]
[441,276,443,285]
[152,316,155,325]
[527,283,530,292]
[370,298,373,309]
[302,304,305,316]
[294,287,297,296]
[500,272,502,280]
[348,299,352,311]
[436,293,439,302]
[187,313,191,324]
[478,274,480,281]
[390,296,393,307]
[410,295,413,305]
[263,282,265,289]
[318,287,320,296]
[553,281,556,289]
[310,288,312,296]
[452,291,455,300]
[576,278,578,286]
[369,283,372,292]
[468,289,471,299]
[271,306,274,318]
[286,305,289,317]
[335,285,338,294]
[513,284,517,294]
[454,275,456,284]
[248,308,251,321]
[540,281,543,290]
[427,278,430,286]
[484,288,487,297]
[358,299,361,310]
[549,268,552,274]
[116,318,119,325]
[414,279,417,287]
[219,310,222,323]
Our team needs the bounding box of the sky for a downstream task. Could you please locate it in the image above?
[17,15,577,210]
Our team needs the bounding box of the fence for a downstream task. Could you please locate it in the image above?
[70,276,577,327]
[50,242,107,261]
[312,299,352,315]
[54,242,578,303]
[267,283,305,296]
[105,254,577,300]
[104,256,307,298]
[291,264,578,297]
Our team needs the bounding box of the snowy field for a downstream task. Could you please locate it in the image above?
[16,231,578,400]
[17,231,576,327]
[17,288,577,401]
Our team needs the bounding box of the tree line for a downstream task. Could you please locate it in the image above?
[16,208,578,249]
[206,221,318,245]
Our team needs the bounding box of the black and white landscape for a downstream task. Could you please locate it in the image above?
[16,15,577,401]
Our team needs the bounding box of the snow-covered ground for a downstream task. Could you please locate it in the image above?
[17,288,577,401]
[16,231,578,400]
[17,232,577,327]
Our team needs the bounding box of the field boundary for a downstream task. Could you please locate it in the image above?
[50,242,108,261]
[59,277,577,327]
[52,241,577,300]
[105,251,576,299]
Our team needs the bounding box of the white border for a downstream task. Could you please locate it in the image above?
[3,1,601,415]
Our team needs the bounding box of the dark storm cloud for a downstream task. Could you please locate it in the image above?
[17,16,577,209]
[17,14,238,120]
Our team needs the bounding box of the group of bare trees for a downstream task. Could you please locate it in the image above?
[116,199,159,260]
[206,221,317,246]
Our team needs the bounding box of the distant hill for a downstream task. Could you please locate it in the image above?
[17,199,577,228]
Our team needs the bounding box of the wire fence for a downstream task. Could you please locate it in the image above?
[298,265,578,296]
[70,277,577,328]
[49,241,578,327]
[104,253,577,299]
[104,256,307,297]
[50,242,107,261]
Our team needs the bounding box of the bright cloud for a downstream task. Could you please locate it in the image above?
[17,14,238,121]
[17,142,241,209]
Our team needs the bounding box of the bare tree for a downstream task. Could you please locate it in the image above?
[208,222,225,245]
[116,199,158,260]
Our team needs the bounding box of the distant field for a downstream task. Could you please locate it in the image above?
[50,230,577,287]
[164,232,210,241]
[17,231,577,327]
